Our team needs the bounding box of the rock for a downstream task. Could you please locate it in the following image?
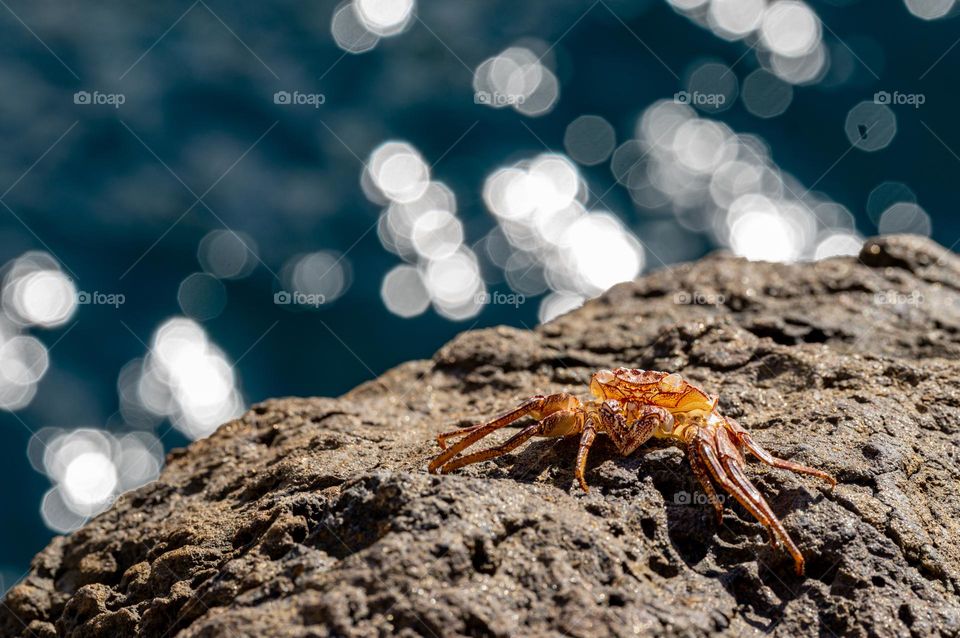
[4,234,960,637]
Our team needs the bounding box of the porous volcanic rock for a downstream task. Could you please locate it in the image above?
[4,234,960,637]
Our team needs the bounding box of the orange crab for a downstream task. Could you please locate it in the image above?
[428,368,836,575]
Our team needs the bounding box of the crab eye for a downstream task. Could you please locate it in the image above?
[658,373,684,393]
[594,369,615,384]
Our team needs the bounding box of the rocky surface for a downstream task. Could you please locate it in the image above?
[4,234,960,638]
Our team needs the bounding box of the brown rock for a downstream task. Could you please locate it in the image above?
[4,234,960,637]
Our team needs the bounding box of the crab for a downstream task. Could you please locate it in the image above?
[427,368,836,575]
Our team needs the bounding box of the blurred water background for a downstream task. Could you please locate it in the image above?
[0,0,957,584]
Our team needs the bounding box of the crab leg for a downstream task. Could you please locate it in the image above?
[436,422,490,450]
[716,426,797,554]
[726,418,836,487]
[720,456,806,575]
[695,430,807,575]
[428,397,544,473]
[686,439,724,524]
[436,407,584,474]
[436,422,542,474]
[429,394,581,474]
[696,436,772,530]
[574,420,597,493]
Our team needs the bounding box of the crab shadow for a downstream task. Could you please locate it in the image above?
[500,434,830,626]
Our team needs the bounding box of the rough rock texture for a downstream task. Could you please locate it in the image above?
[5,234,960,638]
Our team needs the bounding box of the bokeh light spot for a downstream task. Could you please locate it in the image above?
[198,230,258,280]
[741,68,794,118]
[761,1,821,58]
[685,62,738,113]
[381,265,430,318]
[331,2,380,53]
[867,181,917,224]
[354,0,415,36]
[904,0,956,20]
[844,101,897,152]
[878,202,932,236]
[564,115,616,166]
[178,273,227,321]
[709,0,765,39]
[814,232,863,259]
[282,251,351,304]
